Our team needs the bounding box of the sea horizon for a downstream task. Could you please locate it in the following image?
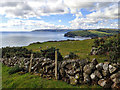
[0,31,90,48]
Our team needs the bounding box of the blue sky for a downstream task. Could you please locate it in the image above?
[0,0,119,31]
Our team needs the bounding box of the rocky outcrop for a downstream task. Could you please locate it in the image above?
[90,47,103,55]
[1,57,120,88]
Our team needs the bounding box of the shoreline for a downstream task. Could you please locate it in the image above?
[1,37,91,48]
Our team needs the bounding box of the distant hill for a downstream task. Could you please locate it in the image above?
[32,29,83,32]
[64,28,120,38]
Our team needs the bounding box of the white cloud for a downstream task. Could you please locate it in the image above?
[0,0,69,18]
[0,19,68,31]
[87,3,118,19]
[0,0,119,19]
[0,0,119,30]
[69,2,118,29]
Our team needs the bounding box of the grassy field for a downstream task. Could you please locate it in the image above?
[25,39,107,63]
[2,38,108,88]
[64,28,119,38]
[2,64,101,88]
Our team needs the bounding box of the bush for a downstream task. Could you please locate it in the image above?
[68,52,79,59]
[2,47,42,58]
[8,65,23,75]
[40,47,63,61]
[92,34,120,63]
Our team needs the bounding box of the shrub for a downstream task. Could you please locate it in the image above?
[40,47,63,61]
[68,52,79,59]
[92,34,120,63]
[8,65,23,75]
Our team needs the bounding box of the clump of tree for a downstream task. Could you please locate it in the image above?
[40,47,63,61]
[64,52,79,60]
[68,52,79,59]
[2,46,63,61]
[2,47,33,58]
[92,34,120,63]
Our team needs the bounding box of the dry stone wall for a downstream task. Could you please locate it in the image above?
[0,57,120,88]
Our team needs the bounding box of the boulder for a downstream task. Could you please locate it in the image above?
[83,65,92,75]
[65,64,73,70]
[102,70,110,77]
[66,69,75,76]
[91,58,98,65]
[111,83,120,88]
[90,70,102,80]
[73,62,79,69]
[112,78,120,84]
[103,62,109,71]
[78,59,89,67]
[94,70,102,79]
[75,73,80,80]
[110,71,120,84]
[110,71,120,83]
[110,71,120,79]
[96,63,103,71]
[64,55,69,60]
[83,63,95,75]
[83,73,91,84]
[90,73,97,80]
[60,68,66,77]
[109,65,117,74]
[61,61,67,68]
[90,47,98,55]
[98,79,113,88]
[69,76,78,85]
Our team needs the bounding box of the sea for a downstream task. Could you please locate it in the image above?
[0,31,90,48]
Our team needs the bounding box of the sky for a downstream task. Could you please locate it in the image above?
[0,0,119,31]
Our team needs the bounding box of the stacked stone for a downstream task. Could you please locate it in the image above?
[0,57,56,79]
[59,59,89,85]
[1,57,120,88]
[83,59,120,88]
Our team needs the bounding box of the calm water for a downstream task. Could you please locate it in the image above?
[0,31,90,47]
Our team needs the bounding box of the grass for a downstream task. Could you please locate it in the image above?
[89,30,111,35]
[2,38,108,88]
[25,39,107,63]
[2,64,101,88]
[64,28,119,38]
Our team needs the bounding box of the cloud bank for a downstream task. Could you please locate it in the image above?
[0,0,119,31]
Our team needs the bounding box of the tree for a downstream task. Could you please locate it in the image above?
[94,39,100,47]
[40,47,63,61]
[68,52,79,59]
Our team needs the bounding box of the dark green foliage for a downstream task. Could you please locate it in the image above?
[29,42,42,45]
[8,65,23,75]
[94,39,100,47]
[64,29,120,38]
[2,47,42,58]
[93,34,120,63]
[68,52,79,59]
[2,47,33,58]
[96,28,120,33]
[64,30,98,38]
[2,46,63,60]
[33,52,42,58]
[108,51,119,63]
[40,47,63,61]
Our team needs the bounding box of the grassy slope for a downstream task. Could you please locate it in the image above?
[64,29,119,38]
[2,64,101,88]
[25,39,107,63]
[2,37,109,88]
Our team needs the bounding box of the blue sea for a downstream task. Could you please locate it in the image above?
[0,31,90,47]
